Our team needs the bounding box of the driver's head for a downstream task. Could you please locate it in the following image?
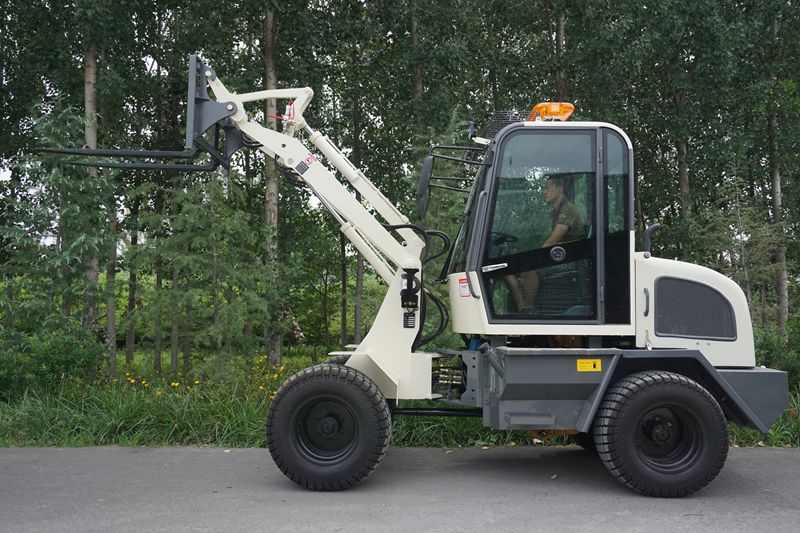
[544,176,566,205]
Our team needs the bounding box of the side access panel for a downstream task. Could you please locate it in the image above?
[480,346,622,431]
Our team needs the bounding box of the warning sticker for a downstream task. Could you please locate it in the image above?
[295,153,316,175]
[577,359,602,372]
[459,278,470,297]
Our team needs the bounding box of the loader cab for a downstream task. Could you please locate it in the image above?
[446,120,634,331]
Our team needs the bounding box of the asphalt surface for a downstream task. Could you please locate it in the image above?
[0,446,798,532]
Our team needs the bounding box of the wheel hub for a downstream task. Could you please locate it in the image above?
[651,423,670,443]
[318,416,340,438]
[294,397,359,463]
[635,405,702,474]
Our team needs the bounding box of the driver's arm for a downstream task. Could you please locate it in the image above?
[542,224,568,247]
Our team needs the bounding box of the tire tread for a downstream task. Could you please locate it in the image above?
[593,370,728,497]
[267,363,390,491]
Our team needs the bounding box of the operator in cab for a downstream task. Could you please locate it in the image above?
[506,175,586,313]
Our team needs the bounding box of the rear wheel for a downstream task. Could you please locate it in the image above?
[593,371,728,497]
[267,363,391,491]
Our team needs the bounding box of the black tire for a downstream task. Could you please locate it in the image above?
[323,354,351,366]
[267,363,391,491]
[593,371,728,497]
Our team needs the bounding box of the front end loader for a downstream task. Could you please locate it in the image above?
[45,56,790,497]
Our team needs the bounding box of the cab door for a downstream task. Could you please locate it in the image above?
[478,127,599,322]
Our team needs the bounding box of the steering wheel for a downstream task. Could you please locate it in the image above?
[490,231,518,246]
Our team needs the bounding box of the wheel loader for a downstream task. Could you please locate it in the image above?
[46,56,790,497]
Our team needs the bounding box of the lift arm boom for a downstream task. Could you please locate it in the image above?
[206,68,425,282]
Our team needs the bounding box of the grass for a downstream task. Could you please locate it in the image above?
[1,355,798,448]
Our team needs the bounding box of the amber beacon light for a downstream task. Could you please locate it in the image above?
[528,102,575,121]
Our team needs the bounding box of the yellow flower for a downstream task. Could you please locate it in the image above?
[272,373,278,379]
[194,380,200,385]
[143,383,150,388]
[171,382,180,387]
[258,385,265,390]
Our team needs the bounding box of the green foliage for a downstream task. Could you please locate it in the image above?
[0,352,312,447]
[755,325,800,390]
[0,325,104,401]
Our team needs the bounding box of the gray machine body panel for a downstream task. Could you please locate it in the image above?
[717,367,789,431]
[465,346,789,433]
[476,346,622,432]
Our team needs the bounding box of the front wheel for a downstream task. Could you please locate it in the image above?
[267,363,391,491]
[593,371,728,497]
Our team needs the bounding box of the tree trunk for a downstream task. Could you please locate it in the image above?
[125,198,139,364]
[262,9,282,365]
[543,2,567,100]
[183,300,191,375]
[675,137,691,260]
[554,13,567,100]
[733,188,752,310]
[489,68,500,112]
[321,278,330,347]
[82,45,100,333]
[4,278,11,332]
[154,254,163,373]
[212,206,222,352]
[354,239,364,344]
[48,277,55,316]
[352,92,364,342]
[223,283,234,355]
[411,5,424,101]
[169,193,180,373]
[340,233,348,348]
[170,263,180,374]
[676,138,690,218]
[106,201,118,377]
[767,109,788,340]
[58,190,71,317]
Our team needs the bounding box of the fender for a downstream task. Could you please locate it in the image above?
[608,349,789,433]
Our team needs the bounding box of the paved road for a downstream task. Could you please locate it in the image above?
[1,446,798,532]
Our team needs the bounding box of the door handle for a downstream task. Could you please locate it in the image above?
[481,263,508,273]
[644,287,650,317]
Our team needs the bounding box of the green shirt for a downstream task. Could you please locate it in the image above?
[550,200,586,243]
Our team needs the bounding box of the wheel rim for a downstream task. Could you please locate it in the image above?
[634,405,703,474]
[294,396,359,465]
